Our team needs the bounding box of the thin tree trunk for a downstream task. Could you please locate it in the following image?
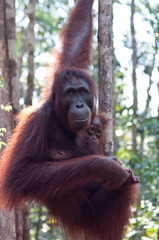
[25,0,36,106]
[112,1,116,154]
[0,0,18,239]
[131,0,138,151]
[140,56,155,153]
[23,0,37,237]
[98,0,113,156]
[22,203,30,240]
[139,13,158,153]
[139,131,144,153]
[35,207,42,240]
[5,0,21,237]
[0,1,14,142]
[145,43,157,114]
[5,0,20,114]
[15,207,23,240]
[18,28,27,80]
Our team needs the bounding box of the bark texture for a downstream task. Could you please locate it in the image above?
[98,0,113,156]
[0,0,13,142]
[25,0,36,106]
[22,203,30,240]
[4,0,19,113]
[131,0,138,150]
[15,207,23,240]
[18,29,27,80]
[0,0,18,239]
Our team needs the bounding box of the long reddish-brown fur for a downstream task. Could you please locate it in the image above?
[0,0,140,239]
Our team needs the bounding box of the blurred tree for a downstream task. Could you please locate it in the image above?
[131,0,138,151]
[25,0,37,105]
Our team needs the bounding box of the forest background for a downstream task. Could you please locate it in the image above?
[0,0,158,239]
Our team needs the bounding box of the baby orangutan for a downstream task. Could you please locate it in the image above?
[87,115,107,154]
[87,115,123,167]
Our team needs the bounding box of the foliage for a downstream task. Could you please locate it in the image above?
[0,104,12,112]
[0,79,4,89]
[0,105,12,150]
[30,207,66,240]
[114,1,159,239]
[0,128,7,150]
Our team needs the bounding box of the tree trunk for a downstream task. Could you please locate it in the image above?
[0,1,14,142]
[131,0,138,151]
[35,207,42,240]
[5,0,20,114]
[18,29,27,80]
[15,208,23,240]
[25,0,36,106]
[0,0,19,238]
[98,0,113,156]
[22,203,30,240]
[23,1,37,238]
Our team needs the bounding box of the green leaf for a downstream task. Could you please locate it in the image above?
[0,141,6,150]
[0,128,7,133]
[0,104,12,112]
[0,78,4,89]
